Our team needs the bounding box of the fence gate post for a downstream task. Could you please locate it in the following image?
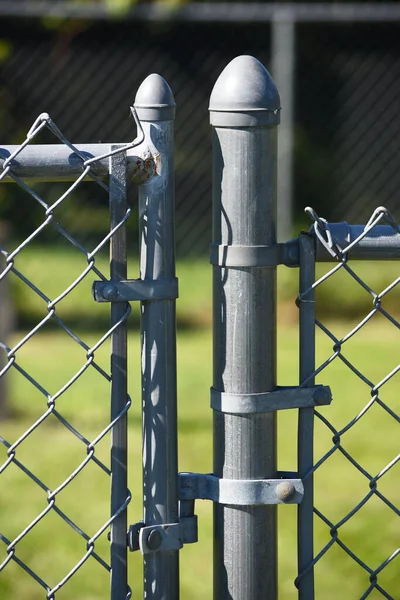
[134,76,179,599]
[209,56,281,599]
[109,148,129,600]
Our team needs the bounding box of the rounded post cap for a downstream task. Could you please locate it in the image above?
[209,55,281,127]
[134,74,176,122]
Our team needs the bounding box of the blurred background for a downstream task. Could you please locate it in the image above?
[0,2,399,599]
[0,0,400,255]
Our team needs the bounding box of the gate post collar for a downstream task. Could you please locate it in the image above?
[209,55,281,127]
[134,73,176,122]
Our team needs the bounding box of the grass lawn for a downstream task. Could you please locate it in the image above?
[0,244,398,598]
[0,316,398,599]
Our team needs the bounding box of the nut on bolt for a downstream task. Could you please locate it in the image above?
[147,529,163,551]
[102,283,118,301]
[276,481,296,503]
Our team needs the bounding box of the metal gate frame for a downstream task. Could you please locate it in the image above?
[0,72,181,600]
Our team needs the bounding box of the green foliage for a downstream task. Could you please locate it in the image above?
[0,39,12,63]
[70,0,190,19]
[104,0,138,18]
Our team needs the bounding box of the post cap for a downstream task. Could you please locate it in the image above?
[134,74,176,122]
[209,55,280,127]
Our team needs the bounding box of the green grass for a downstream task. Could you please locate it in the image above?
[1,245,399,597]
[0,318,399,599]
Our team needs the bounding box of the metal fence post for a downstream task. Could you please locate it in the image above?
[109,148,129,600]
[271,15,295,242]
[297,234,316,599]
[209,56,281,599]
[134,75,179,599]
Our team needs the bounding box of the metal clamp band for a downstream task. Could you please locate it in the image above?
[209,240,300,267]
[210,385,332,414]
[179,472,303,506]
[210,243,280,267]
[92,277,178,302]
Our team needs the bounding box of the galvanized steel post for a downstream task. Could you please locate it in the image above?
[271,16,295,242]
[209,56,281,599]
[297,234,316,599]
[135,76,179,599]
[109,148,129,600]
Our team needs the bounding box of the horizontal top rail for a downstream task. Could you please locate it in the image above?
[0,144,153,183]
[313,223,400,262]
[0,2,400,23]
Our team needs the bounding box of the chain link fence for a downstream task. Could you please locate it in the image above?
[0,6,399,599]
[0,112,135,598]
[296,206,399,598]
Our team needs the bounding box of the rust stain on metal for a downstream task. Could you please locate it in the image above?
[153,152,161,175]
[129,155,156,184]
[143,157,155,179]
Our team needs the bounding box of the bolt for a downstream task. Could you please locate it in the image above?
[285,240,299,265]
[102,283,118,301]
[276,481,296,503]
[147,529,162,551]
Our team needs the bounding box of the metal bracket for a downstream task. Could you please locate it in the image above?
[92,277,178,302]
[128,469,302,553]
[209,239,299,268]
[179,472,304,506]
[128,512,198,554]
[210,385,332,414]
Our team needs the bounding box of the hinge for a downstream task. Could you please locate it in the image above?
[128,501,198,554]
[209,239,299,268]
[128,471,302,553]
[179,471,303,506]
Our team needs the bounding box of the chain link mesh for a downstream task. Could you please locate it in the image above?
[0,113,135,598]
[296,206,399,598]
[0,9,399,598]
